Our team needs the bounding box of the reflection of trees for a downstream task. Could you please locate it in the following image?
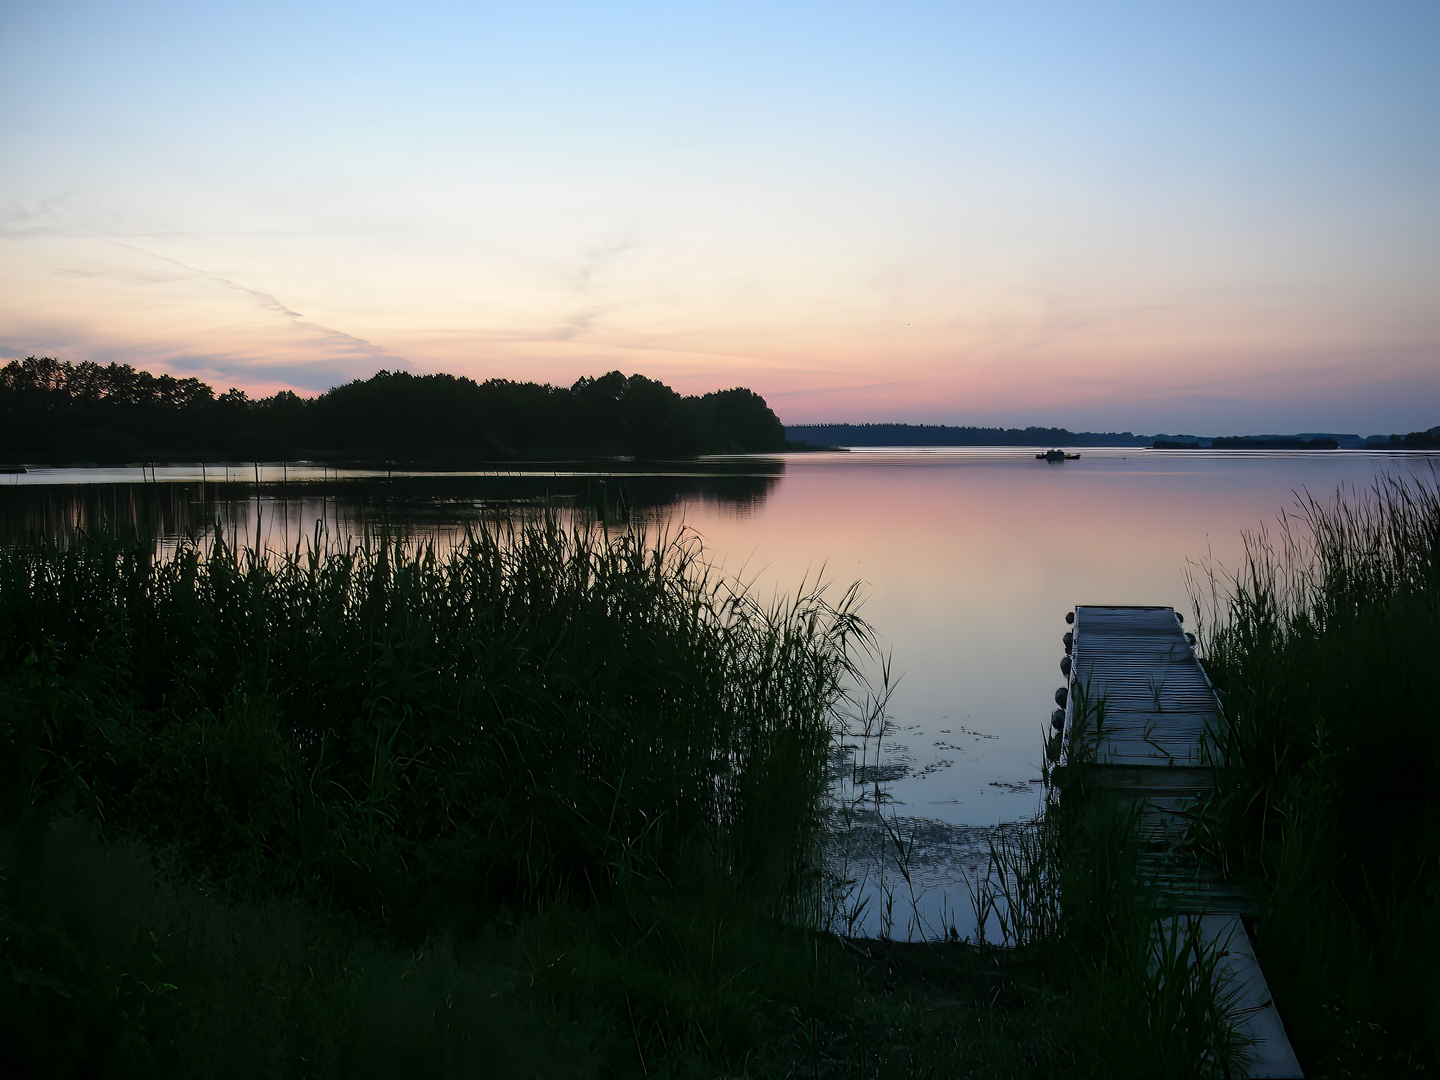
[0,468,783,547]
[0,484,210,545]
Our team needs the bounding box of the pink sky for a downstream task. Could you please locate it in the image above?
[3,1,1437,435]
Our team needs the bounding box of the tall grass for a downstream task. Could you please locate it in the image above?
[970,682,1253,1079]
[0,516,874,1074]
[1195,473,1440,1074]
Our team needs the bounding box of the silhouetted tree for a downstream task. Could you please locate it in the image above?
[696,388,786,452]
[0,358,787,463]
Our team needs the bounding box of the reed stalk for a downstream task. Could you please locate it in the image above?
[1193,471,1440,1073]
[0,515,879,1073]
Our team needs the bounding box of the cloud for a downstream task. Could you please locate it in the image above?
[0,235,414,394]
[533,235,639,342]
[0,193,88,239]
[570,237,635,292]
[159,353,395,394]
[103,240,305,319]
[100,241,404,366]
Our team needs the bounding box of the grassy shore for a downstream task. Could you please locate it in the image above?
[0,519,867,1074]
[0,519,1115,1078]
[4,499,1389,1076]
[1196,474,1440,1076]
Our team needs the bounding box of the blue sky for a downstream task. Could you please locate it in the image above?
[1,0,1437,433]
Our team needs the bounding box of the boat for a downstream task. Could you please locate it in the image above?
[1036,449,1080,462]
[0,465,27,474]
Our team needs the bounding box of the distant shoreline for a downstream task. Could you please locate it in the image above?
[8,442,1440,476]
[786,422,1440,452]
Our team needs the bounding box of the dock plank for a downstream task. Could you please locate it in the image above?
[1065,605,1303,1078]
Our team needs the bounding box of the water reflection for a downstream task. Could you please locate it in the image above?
[6,449,1438,941]
[672,448,1440,939]
[0,463,783,546]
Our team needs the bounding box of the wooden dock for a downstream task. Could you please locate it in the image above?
[1061,605,1303,1079]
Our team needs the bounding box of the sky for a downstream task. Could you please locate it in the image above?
[1,0,1437,435]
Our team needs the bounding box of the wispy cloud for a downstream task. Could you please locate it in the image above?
[160,353,396,394]
[536,236,639,342]
[570,237,635,292]
[105,240,303,318]
[0,234,414,394]
[102,240,409,372]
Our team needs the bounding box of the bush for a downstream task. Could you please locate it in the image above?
[1197,475,1440,1075]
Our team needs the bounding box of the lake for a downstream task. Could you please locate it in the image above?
[6,447,1437,938]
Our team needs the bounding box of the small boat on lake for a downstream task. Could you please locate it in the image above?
[1036,449,1080,462]
[0,465,26,474]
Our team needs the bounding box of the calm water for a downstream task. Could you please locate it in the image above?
[6,448,1437,937]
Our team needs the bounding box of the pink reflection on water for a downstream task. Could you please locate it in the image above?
[13,450,1437,939]
[667,448,1439,938]
[675,449,1440,827]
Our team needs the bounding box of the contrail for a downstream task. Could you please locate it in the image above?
[102,239,409,367]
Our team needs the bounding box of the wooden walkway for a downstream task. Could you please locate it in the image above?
[1061,605,1303,1079]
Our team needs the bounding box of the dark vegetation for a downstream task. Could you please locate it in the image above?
[1209,437,1339,450]
[960,682,1255,1080]
[0,517,1092,1078]
[0,507,1272,1078]
[792,424,1440,452]
[8,468,1431,1075]
[1196,475,1440,1076]
[1158,431,1440,450]
[785,423,1153,448]
[1382,425,1440,449]
[0,357,786,464]
[0,518,857,1075]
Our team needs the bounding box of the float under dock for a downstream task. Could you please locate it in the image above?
[1064,604,1303,1079]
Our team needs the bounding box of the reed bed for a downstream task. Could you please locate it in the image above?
[1,519,871,912]
[970,681,1253,1079]
[0,517,878,1074]
[1195,472,1440,1074]
[8,489,1385,1077]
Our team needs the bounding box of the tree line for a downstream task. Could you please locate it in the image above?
[0,358,787,463]
[785,422,1153,447]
